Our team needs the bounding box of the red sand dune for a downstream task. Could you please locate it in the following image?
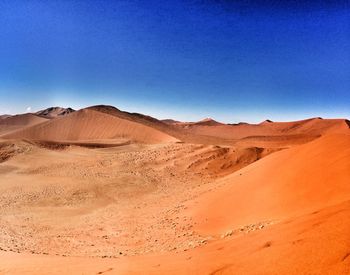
[3,108,178,144]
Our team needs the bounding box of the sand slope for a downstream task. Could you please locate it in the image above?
[194,133,350,234]
[3,109,178,144]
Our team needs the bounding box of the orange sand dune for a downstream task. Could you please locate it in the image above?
[193,133,350,234]
[0,113,48,135]
[2,108,178,144]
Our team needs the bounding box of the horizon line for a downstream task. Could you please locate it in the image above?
[2,104,349,125]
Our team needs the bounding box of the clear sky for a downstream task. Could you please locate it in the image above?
[0,0,349,123]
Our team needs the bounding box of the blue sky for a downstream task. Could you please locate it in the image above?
[0,0,349,123]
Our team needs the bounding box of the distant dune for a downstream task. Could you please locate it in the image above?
[3,108,178,144]
[175,117,350,144]
[0,113,48,135]
[191,118,223,126]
